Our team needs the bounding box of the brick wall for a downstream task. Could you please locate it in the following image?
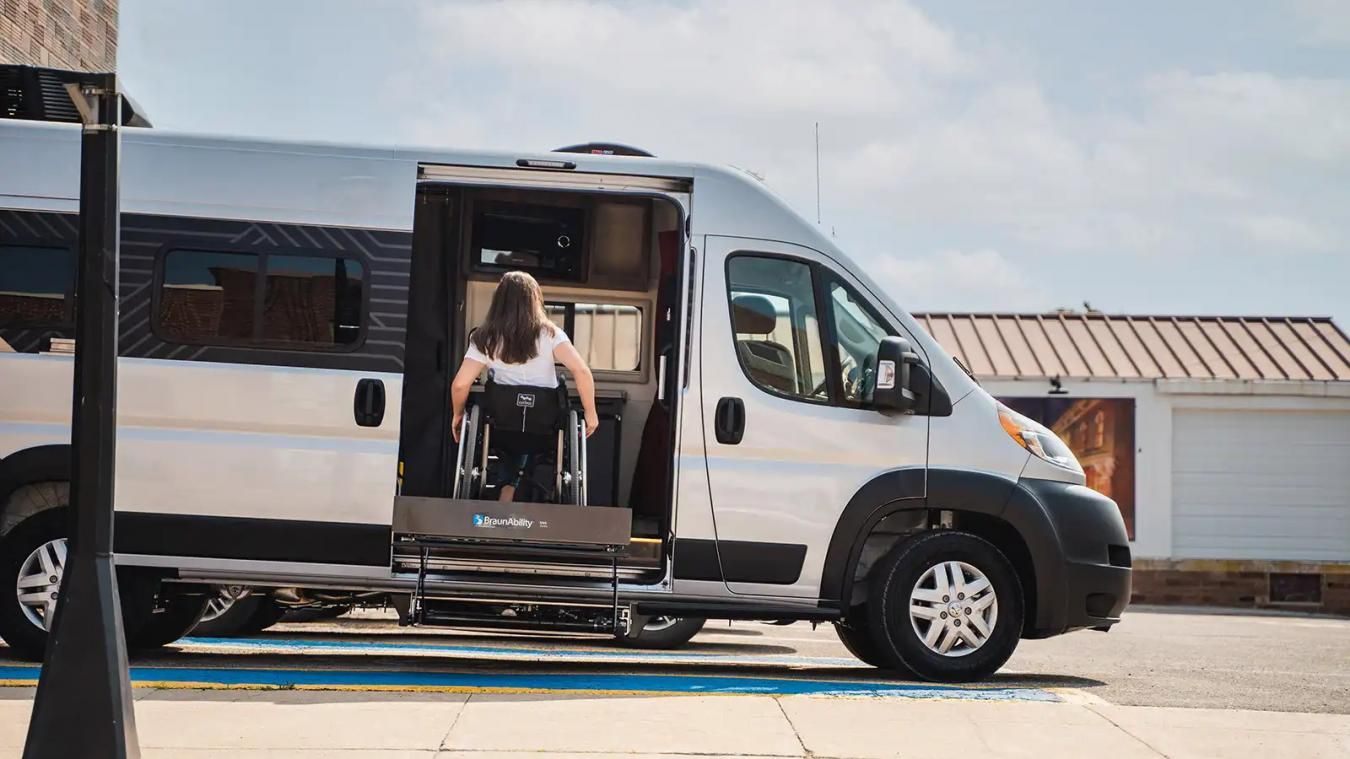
[0,0,117,72]
[1132,559,1350,616]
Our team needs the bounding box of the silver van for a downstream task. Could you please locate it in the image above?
[0,119,1131,682]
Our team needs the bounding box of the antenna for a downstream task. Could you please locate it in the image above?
[814,121,821,224]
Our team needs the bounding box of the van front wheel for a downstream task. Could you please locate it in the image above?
[834,605,902,671]
[867,531,1023,683]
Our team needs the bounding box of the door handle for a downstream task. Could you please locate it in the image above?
[354,378,386,427]
[714,396,745,445]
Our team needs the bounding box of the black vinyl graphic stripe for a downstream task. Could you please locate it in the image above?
[115,513,391,567]
[1,209,412,371]
[674,538,807,585]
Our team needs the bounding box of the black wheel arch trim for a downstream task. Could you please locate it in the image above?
[0,445,72,519]
[820,467,1070,635]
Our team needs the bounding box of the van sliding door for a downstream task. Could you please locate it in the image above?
[111,211,409,570]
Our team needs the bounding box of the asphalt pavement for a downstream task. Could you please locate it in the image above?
[1,605,1347,757]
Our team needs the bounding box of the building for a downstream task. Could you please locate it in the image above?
[0,0,116,72]
[916,311,1350,614]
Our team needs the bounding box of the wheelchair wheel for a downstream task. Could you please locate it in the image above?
[566,409,582,505]
[578,410,588,506]
[454,404,481,499]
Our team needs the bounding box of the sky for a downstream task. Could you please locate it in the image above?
[118,0,1350,324]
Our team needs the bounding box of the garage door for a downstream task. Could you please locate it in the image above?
[1172,409,1350,561]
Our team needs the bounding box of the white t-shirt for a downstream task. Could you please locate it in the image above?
[464,326,570,387]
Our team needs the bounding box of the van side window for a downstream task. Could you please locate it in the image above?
[262,255,365,347]
[826,278,895,405]
[0,245,75,327]
[726,256,828,402]
[158,249,365,350]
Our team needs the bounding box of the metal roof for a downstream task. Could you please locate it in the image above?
[912,313,1350,381]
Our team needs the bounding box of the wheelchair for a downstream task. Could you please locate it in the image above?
[451,377,588,506]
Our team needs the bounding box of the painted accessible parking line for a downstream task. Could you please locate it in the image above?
[178,635,864,668]
[0,664,1059,700]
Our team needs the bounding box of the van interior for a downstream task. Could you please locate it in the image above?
[395,176,686,585]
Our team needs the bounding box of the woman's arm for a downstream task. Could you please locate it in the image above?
[554,341,599,437]
[449,357,485,442]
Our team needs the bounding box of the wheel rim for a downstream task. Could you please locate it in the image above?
[644,616,678,633]
[200,585,248,623]
[908,560,997,658]
[16,538,66,631]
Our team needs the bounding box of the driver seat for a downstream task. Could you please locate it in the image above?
[731,294,796,394]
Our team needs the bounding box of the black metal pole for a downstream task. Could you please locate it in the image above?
[22,74,140,759]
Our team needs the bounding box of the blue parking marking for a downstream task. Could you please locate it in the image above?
[180,636,862,667]
[0,664,1059,700]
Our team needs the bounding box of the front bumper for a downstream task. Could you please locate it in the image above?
[1006,478,1133,638]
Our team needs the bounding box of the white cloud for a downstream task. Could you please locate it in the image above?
[1293,0,1350,45]
[386,0,1350,317]
[870,249,1051,312]
[1232,214,1333,250]
[418,0,970,117]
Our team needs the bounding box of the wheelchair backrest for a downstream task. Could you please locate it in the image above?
[483,378,566,435]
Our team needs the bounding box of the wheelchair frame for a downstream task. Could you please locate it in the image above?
[451,396,588,506]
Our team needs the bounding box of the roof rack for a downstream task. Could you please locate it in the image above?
[554,142,654,157]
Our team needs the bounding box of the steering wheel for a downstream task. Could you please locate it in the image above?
[859,354,877,404]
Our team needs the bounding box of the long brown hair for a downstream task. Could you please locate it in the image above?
[471,271,555,364]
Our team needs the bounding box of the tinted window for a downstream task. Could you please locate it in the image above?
[726,256,827,401]
[0,246,75,326]
[159,250,259,342]
[827,279,895,404]
[262,255,364,347]
[158,250,365,350]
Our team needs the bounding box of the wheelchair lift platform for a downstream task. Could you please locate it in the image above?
[392,496,633,634]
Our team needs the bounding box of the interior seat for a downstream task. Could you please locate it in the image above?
[731,294,797,394]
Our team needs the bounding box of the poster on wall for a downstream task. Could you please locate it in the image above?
[999,397,1136,539]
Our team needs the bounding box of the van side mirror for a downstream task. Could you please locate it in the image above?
[873,336,919,412]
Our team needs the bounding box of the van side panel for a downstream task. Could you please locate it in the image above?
[1,206,411,567]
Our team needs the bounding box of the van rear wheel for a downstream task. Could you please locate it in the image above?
[867,530,1023,683]
[0,509,201,660]
[616,616,705,649]
[129,585,210,649]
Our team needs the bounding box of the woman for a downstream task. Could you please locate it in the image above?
[450,271,599,502]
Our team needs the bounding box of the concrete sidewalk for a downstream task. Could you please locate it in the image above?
[2,687,1348,758]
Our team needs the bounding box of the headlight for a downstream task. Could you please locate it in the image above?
[997,403,1082,473]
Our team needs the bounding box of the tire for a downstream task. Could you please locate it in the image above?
[834,605,900,671]
[0,510,158,661]
[130,585,210,650]
[240,598,285,634]
[616,616,705,649]
[867,530,1023,683]
[566,409,582,505]
[0,510,71,660]
[458,405,480,499]
[189,591,261,637]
